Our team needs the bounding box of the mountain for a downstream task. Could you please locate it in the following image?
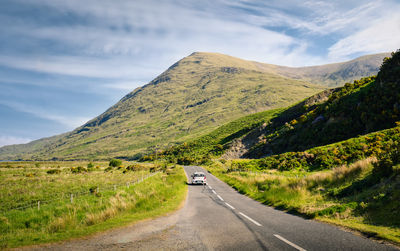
[157,50,399,164]
[0,52,388,160]
[262,53,390,87]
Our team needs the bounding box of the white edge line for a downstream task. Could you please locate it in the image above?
[225,202,235,210]
[208,185,212,189]
[217,195,224,201]
[239,212,262,226]
[274,234,306,251]
[212,190,217,194]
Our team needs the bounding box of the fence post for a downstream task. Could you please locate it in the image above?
[126,182,129,188]
[96,187,99,194]
[70,194,73,203]
[37,201,40,211]
[114,185,116,191]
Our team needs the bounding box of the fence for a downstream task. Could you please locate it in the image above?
[1,171,160,214]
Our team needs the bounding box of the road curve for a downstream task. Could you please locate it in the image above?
[25,166,398,251]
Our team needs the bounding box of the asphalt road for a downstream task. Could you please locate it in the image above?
[27,166,398,251]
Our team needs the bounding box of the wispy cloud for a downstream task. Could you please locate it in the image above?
[0,55,160,79]
[0,136,32,147]
[329,14,400,59]
[102,81,145,91]
[0,101,90,129]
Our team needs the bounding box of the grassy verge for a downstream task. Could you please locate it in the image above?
[207,159,400,245]
[0,162,187,249]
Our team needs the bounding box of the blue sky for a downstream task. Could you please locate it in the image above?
[1,0,400,147]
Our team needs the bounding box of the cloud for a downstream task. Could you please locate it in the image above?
[102,81,145,91]
[0,55,160,79]
[3,0,317,69]
[328,14,400,59]
[0,101,91,129]
[0,135,32,147]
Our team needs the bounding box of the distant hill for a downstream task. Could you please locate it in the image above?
[0,52,388,160]
[259,53,390,87]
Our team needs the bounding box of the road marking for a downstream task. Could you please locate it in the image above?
[225,202,235,210]
[212,190,217,194]
[208,185,212,189]
[274,234,306,251]
[239,212,262,226]
[217,195,224,201]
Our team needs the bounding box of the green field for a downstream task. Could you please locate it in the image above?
[0,161,187,248]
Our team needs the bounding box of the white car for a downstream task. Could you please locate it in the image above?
[191,172,207,185]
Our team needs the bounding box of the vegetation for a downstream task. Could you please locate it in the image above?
[109,158,122,167]
[245,50,400,157]
[228,125,400,172]
[0,161,187,248]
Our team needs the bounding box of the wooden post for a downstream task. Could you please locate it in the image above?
[37,201,40,211]
[126,182,129,188]
[114,185,116,191]
[70,194,73,203]
[96,187,99,193]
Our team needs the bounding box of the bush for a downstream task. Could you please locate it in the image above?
[126,163,145,172]
[87,162,94,169]
[109,159,122,167]
[46,169,61,175]
[71,166,87,174]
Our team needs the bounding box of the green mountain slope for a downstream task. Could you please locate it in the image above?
[0,52,387,160]
[157,50,399,164]
[0,52,324,160]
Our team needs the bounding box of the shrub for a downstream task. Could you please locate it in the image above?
[109,159,122,167]
[46,169,61,175]
[71,166,88,174]
[126,163,145,172]
[87,162,94,169]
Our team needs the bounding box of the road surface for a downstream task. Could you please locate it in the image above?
[26,166,398,250]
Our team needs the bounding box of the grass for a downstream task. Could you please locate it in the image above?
[0,161,187,249]
[207,158,400,245]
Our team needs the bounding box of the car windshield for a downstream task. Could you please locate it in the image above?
[193,173,205,177]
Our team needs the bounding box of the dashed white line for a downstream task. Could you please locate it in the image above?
[239,212,262,226]
[212,190,217,194]
[274,234,306,251]
[208,185,212,190]
[225,202,235,210]
[217,195,224,201]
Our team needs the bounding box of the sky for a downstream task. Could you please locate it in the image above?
[1,0,400,147]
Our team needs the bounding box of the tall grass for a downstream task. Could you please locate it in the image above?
[0,162,187,248]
